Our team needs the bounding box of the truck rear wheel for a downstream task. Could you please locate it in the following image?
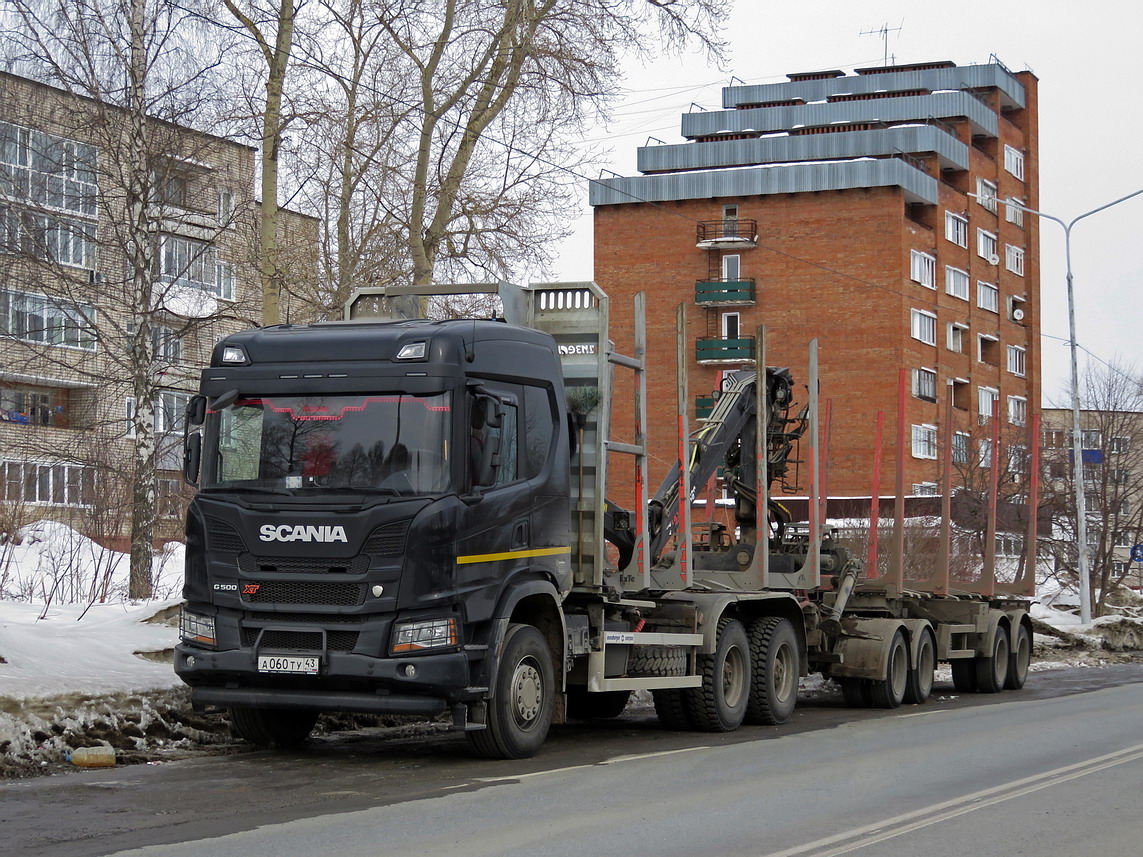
[468,624,554,759]
[975,625,1010,693]
[903,628,936,705]
[652,689,694,730]
[841,678,872,708]
[745,616,799,725]
[1005,623,1031,690]
[951,658,978,693]
[228,706,318,748]
[869,629,907,709]
[686,617,751,732]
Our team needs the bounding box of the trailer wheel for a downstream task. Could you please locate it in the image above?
[975,625,1010,694]
[467,624,554,759]
[744,616,799,725]
[228,707,318,748]
[903,628,936,705]
[686,617,751,732]
[566,689,632,720]
[951,659,978,693]
[652,689,694,730]
[1005,623,1031,690]
[868,629,908,708]
[841,678,872,708]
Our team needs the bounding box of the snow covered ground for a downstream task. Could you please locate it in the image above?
[1,520,1141,779]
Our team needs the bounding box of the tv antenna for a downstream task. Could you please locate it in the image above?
[860,20,903,66]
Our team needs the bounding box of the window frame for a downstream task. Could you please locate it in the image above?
[911,308,937,346]
[977,281,999,313]
[911,424,938,460]
[944,212,968,248]
[910,250,936,289]
[945,266,969,301]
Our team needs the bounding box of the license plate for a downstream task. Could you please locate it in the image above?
[257,655,320,675]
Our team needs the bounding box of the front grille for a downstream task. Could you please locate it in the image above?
[239,554,370,575]
[241,581,366,606]
[206,517,246,553]
[243,627,360,651]
[244,611,365,625]
[363,521,410,556]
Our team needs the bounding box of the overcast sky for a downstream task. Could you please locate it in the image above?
[546,0,1143,406]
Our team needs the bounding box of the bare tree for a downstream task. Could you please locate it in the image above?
[1041,362,1143,616]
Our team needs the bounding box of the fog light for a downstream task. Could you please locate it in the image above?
[404,664,417,678]
[186,655,196,667]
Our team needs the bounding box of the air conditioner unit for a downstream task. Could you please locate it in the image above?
[987,254,1001,266]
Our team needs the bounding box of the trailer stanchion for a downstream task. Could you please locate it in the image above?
[676,303,691,586]
[889,368,907,593]
[756,326,769,588]
[867,411,884,579]
[935,381,954,596]
[983,398,1000,598]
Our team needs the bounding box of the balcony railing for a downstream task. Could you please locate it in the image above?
[696,338,755,363]
[696,396,715,420]
[695,278,756,306]
[696,219,758,248]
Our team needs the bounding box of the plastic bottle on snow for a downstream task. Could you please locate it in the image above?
[69,746,116,767]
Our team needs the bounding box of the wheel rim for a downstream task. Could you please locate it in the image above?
[511,656,543,731]
[723,645,747,708]
[773,642,796,702]
[1016,629,1031,675]
[995,633,1010,685]
[889,641,907,695]
[918,636,935,694]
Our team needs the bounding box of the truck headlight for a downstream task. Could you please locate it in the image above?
[180,608,217,648]
[391,617,459,654]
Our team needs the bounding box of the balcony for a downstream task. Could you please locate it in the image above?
[695,278,756,306]
[696,219,758,249]
[696,338,755,364]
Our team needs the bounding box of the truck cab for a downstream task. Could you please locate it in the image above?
[176,317,571,753]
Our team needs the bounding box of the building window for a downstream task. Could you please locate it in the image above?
[1043,429,1066,449]
[1007,345,1026,377]
[1008,444,1028,473]
[978,334,999,366]
[1005,197,1025,227]
[947,322,966,353]
[1082,430,1102,449]
[911,309,937,346]
[125,397,136,438]
[1005,244,1025,276]
[0,120,99,218]
[952,378,970,409]
[1004,144,1025,180]
[1112,468,1131,485]
[1110,436,1131,454]
[945,212,968,248]
[979,438,993,469]
[1008,395,1027,426]
[978,386,999,421]
[722,311,740,340]
[216,261,235,301]
[946,266,969,301]
[910,250,936,288]
[976,178,998,213]
[913,367,937,402]
[1115,531,1134,548]
[152,325,182,362]
[0,384,70,427]
[218,189,235,225]
[913,482,939,496]
[953,431,970,465]
[912,424,938,459]
[722,254,740,281]
[158,477,186,518]
[978,281,999,313]
[0,288,96,350]
[0,207,97,268]
[155,390,190,436]
[0,459,95,506]
[158,234,218,293]
[977,229,998,262]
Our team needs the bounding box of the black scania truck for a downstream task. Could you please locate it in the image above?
[176,282,1031,759]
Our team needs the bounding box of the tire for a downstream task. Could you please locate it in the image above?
[467,624,554,759]
[951,659,978,693]
[685,617,751,732]
[627,644,687,677]
[975,625,1010,694]
[1005,622,1031,690]
[869,629,908,709]
[228,707,318,748]
[903,628,936,705]
[745,616,799,725]
[566,689,631,720]
[841,678,872,708]
[652,689,693,730]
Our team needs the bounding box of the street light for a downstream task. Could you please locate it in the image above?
[981,189,1143,624]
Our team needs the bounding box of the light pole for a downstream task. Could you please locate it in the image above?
[997,189,1143,624]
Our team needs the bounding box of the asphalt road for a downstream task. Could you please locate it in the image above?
[4,663,1143,857]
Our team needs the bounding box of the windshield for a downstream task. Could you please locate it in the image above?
[201,393,452,496]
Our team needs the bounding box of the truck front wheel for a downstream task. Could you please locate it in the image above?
[468,624,554,760]
[228,706,318,748]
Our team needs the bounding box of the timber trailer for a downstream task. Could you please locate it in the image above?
[175,281,1034,759]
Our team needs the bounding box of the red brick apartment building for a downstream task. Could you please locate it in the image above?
[591,59,1040,504]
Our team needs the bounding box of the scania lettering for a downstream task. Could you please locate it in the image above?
[176,281,1034,759]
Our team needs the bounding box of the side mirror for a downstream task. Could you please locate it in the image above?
[186,395,207,428]
[183,432,201,485]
